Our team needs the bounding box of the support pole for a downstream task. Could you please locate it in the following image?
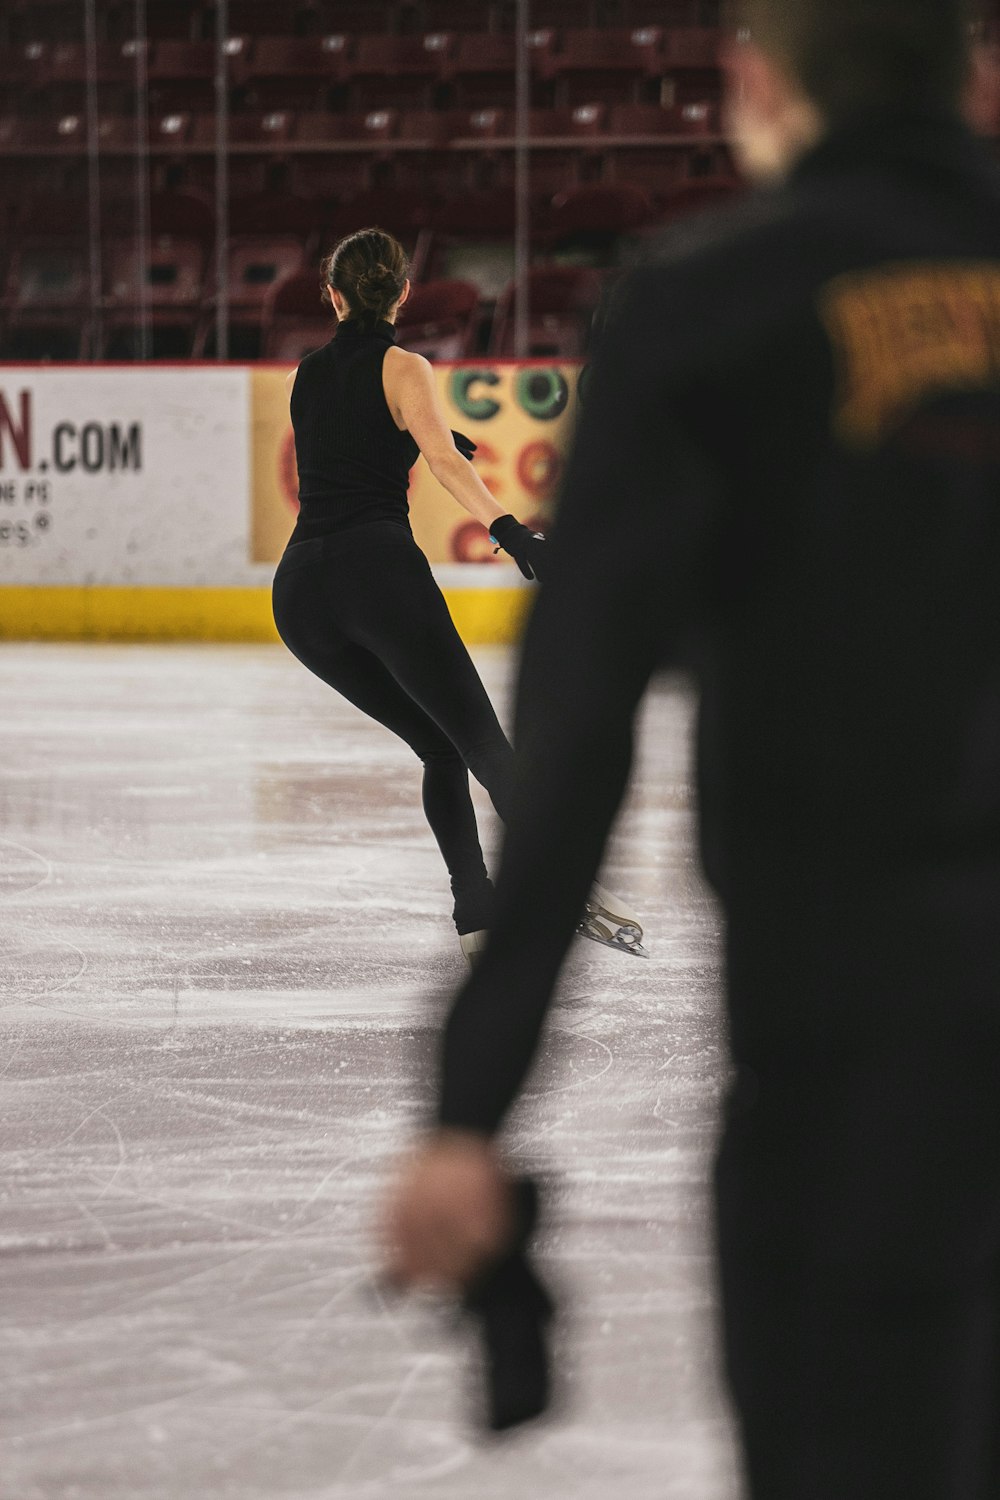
[134,0,151,360]
[513,0,531,360]
[214,0,230,360]
[82,0,103,357]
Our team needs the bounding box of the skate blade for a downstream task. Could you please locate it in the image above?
[576,915,648,959]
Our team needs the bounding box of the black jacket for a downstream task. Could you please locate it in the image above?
[438,113,1000,1134]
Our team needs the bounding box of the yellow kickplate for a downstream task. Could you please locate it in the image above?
[0,585,532,645]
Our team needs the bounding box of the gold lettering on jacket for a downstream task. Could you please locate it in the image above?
[819,263,1000,447]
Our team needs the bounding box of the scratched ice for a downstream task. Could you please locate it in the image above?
[0,642,742,1500]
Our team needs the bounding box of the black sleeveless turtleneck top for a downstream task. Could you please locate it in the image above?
[289,318,420,537]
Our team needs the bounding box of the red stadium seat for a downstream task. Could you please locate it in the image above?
[98,110,200,156]
[192,108,297,146]
[604,104,726,200]
[148,37,251,114]
[397,109,453,145]
[7,1,83,45]
[303,0,397,34]
[0,166,69,213]
[335,186,430,228]
[229,192,323,242]
[434,186,519,236]
[296,107,400,146]
[548,182,656,265]
[0,117,19,154]
[261,269,333,359]
[194,233,307,356]
[329,188,431,256]
[285,165,355,204]
[530,103,608,139]
[549,181,655,236]
[147,39,215,112]
[450,28,559,110]
[664,26,723,68]
[423,0,494,30]
[95,114,138,153]
[381,113,468,201]
[147,192,216,241]
[396,277,480,358]
[227,0,322,33]
[609,100,721,136]
[626,0,716,21]
[105,235,206,308]
[449,106,511,141]
[129,2,202,41]
[289,109,407,196]
[223,237,306,310]
[22,40,146,113]
[103,232,207,355]
[2,41,51,92]
[552,27,665,106]
[529,0,599,26]
[526,106,610,199]
[148,110,196,147]
[490,264,604,357]
[422,186,553,296]
[240,34,353,112]
[348,32,456,110]
[431,106,512,192]
[13,196,92,238]
[286,157,366,205]
[13,114,90,151]
[662,26,723,103]
[1,236,92,358]
[659,171,742,220]
[453,33,518,110]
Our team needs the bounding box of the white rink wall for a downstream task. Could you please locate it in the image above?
[0,367,254,587]
[0,362,566,642]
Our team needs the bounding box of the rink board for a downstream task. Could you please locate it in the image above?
[0,359,576,642]
[0,581,532,644]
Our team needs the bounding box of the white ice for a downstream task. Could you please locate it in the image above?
[0,642,742,1500]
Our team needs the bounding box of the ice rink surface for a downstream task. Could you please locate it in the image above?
[1,642,743,1500]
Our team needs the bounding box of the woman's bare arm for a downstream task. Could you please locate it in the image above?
[383,346,505,530]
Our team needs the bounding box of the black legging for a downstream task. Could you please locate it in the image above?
[272,522,515,934]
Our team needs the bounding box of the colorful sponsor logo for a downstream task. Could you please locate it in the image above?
[251,362,581,567]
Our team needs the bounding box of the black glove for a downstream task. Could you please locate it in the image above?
[451,429,477,461]
[462,1177,556,1432]
[489,513,548,582]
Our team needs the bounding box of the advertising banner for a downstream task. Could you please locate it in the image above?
[250,361,582,569]
[0,368,253,587]
[0,358,582,640]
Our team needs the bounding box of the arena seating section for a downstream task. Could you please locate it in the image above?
[0,0,740,360]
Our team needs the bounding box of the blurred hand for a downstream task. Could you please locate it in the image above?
[381,1130,514,1290]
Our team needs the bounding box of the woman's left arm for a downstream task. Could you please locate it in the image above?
[385,348,506,529]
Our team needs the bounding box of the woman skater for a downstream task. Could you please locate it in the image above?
[272,227,645,961]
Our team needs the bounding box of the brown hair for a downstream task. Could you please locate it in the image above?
[320,227,409,327]
[738,0,979,124]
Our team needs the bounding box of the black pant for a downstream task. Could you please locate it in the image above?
[272,523,515,933]
[716,869,1000,1500]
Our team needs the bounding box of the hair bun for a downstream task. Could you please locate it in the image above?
[322,227,410,320]
[356,262,402,307]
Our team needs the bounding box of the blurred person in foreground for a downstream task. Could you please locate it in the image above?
[382,1,1000,1494]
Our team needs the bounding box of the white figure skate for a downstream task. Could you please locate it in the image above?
[577,880,648,958]
[459,929,490,966]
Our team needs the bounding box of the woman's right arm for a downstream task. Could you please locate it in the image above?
[384,347,505,530]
